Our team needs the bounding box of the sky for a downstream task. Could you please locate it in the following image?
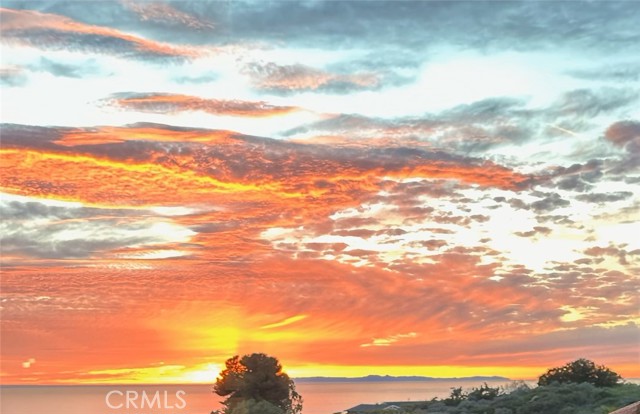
[0,0,639,384]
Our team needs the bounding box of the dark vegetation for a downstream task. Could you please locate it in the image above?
[347,359,639,414]
[211,353,303,414]
[405,381,639,414]
[537,358,621,387]
[209,356,638,414]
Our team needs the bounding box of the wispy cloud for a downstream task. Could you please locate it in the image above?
[261,315,308,330]
[0,7,201,61]
[121,0,215,31]
[244,62,380,95]
[105,92,302,117]
[361,333,418,348]
[0,65,27,86]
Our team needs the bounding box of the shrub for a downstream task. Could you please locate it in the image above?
[467,383,501,401]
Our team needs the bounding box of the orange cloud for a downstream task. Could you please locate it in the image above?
[1,123,532,268]
[2,124,530,211]
[5,253,639,383]
[54,125,241,146]
[0,147,307,203]
[106,93,302,117]
[3,123,636,384]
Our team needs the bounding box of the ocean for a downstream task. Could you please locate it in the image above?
[0,379,514,414]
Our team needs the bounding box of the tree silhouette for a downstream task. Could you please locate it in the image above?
[467,382,501,401]
[213,353,303,414]
[538,358,621,387]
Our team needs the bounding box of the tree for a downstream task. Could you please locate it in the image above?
[213,353,303,414]
[444,386,467,406]
[467,382,501,401]
[538,359,621,387]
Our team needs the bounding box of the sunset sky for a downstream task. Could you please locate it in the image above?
[1,1,639,384]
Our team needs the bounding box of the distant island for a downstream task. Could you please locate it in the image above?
[294,375,510,383]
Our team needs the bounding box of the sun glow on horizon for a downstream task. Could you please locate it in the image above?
[178,363,222,384]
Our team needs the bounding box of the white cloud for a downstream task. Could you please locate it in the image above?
[361,332,418,348]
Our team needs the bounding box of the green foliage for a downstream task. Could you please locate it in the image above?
[538,358,621,387]
[227,399,284,414]
[500,380,531,394]
[213,353,303,414]
[401,381,640,414]
[515,382,598,414]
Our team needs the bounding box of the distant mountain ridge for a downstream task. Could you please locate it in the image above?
[294,375,510,382]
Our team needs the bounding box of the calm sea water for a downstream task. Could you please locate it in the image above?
[0,380,513,414]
